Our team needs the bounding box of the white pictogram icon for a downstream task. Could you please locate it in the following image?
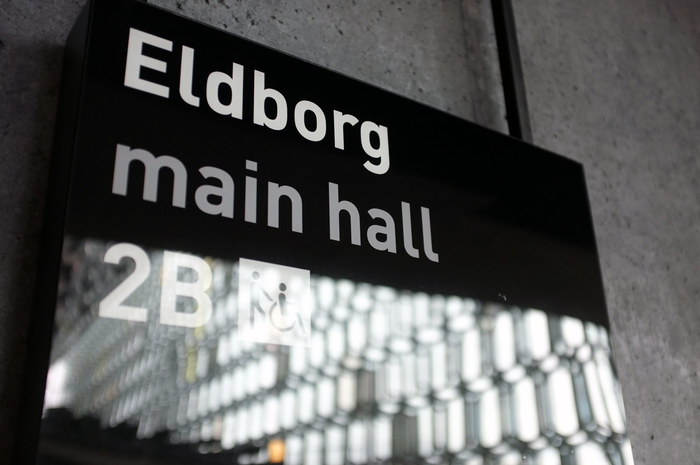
[239,258,311,347]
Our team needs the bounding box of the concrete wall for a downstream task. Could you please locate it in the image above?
[1,0,698,463]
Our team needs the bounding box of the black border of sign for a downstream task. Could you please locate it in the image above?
[13,1,612,463]
[12,4,92,463]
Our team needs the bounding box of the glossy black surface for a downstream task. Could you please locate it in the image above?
[18,1,619,464]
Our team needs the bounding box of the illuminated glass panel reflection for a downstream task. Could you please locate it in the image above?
[39,238,634,465]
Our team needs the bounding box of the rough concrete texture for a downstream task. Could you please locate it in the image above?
[0,0,697,463]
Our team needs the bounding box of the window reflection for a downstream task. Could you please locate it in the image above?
[39,238,634,464]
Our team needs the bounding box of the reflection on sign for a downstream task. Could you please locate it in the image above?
[39,237,634,465]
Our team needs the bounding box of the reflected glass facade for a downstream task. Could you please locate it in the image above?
[39,238,634,465]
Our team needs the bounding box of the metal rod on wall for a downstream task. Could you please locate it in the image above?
[491,0,533,143]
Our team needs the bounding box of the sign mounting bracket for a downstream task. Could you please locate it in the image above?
[491,0,533,143]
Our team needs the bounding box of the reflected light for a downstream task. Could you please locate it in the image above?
[267,439,284,463]
[43,238,634,465]
[43,358,69,411]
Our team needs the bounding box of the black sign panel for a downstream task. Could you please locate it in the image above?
[20,1,634,464]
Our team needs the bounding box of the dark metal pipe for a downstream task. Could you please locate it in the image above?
[491,0,533,143]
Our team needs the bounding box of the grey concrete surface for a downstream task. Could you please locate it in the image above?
[0,0,698,463]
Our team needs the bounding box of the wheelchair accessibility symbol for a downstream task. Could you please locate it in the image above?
[239,258,311,347]
[250,271,307,334]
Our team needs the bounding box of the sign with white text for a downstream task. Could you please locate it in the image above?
[18,1,634,464]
